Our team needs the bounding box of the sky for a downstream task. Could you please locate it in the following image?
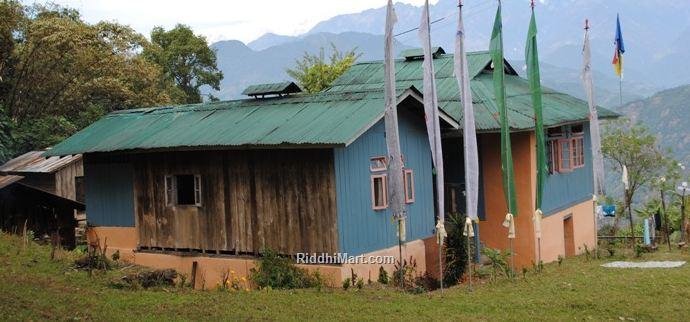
[26,0,439,44]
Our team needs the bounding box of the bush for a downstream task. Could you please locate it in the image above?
[444,212,468,286]
[121,269,178,288]
[342,277,351,290]
[377,266,389,284]
[249,249,321,289]
[481,247,511,280]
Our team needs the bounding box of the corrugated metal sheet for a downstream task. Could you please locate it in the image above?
[46,51,619,157]
[241,81,302,96]
[0,150,82,174]
[46,89,416,156]
[327,51,618,131]
[0,175,23,189]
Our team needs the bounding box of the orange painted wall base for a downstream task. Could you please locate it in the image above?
[86,227,437,288]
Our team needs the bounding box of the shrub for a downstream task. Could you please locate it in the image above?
[249,249,320,289]
[377,266,389,284]
[355,278,364,290]
[481,247,511,280]
[443,212,468,286]
[121,269,178,288]
[342,277,351,290]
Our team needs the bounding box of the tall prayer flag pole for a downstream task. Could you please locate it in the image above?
[525,0,546,271]
[418,0,446,293]
[490,0,517,278]
[455,0,479,289]
[582,18,606,255]
[383,0,406,287]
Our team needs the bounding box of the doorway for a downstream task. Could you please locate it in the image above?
[563,215,575,257]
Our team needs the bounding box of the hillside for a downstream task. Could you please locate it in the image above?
[616,84,690,166]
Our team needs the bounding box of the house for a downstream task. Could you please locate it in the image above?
[45,49,617,286]
[0,150,85,247]
[326,48,618,267]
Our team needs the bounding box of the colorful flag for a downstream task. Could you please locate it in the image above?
[418,0,446,237]
[383,0,405,224]
[490,3,518,216]
[525,4,546,214]
[455,1,479,221]
[612,14,625,77]
[582,21,606,196]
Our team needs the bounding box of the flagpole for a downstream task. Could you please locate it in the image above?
[497,0,515,281]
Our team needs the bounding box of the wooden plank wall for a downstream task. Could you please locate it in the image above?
[132,149,338,255]
[54,159,84,200]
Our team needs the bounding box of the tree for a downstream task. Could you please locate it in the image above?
[0,2,174,154]
[287,45,359,93]
[145,24,223,104]
[602,119,665,243]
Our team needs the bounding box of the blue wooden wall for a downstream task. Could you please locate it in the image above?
[334,111,435,256]
[84,162,135,227]
[542,123,594,216]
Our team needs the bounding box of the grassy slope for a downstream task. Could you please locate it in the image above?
[1,233,689,321]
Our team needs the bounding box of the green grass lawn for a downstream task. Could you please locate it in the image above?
[1,233,689,321]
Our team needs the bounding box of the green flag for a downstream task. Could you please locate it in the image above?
[490,3,518,215]
[526,8,546,212]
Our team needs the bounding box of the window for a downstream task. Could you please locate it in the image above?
[403,169,415,204]
[371,174,388,210]
[571,135,585,168]
[165,174,202,206]
[546,124,586,174]
[370,156,387,171]
[558,138,572,172]
[74,176,85,203]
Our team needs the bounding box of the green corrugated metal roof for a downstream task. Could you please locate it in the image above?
[327,51,618,131]
[241,81,301,96]
[45,88,421,156]
[47,50,618,156]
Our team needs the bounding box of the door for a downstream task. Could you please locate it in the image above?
[563,215,575,257]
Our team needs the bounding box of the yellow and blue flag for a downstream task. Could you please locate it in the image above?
[612,14,625,77]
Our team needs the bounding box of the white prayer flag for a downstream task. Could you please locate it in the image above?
[581,25,606,196]
[384,0,405,221]
[418,0,446,234]
[502,213,515,239]
[622,165,629,190]
[455,1,479,221]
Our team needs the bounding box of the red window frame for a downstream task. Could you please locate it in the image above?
[371,174,388,210]
[571,135,585,168]
[403,169,415,204]
[370,156,387,172]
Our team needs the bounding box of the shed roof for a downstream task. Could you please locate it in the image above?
[326,51,618,131]
[0,150,81,174]
[45,87,456,156]
[0,175,23,190]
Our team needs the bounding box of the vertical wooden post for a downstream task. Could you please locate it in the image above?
[191,261,198,289]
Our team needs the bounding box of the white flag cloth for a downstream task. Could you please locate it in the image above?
[463,217,475,237]
[622,165,629,190]
[533,209,543,239]
[502,213,515,239]
[455,2,479,221]
[384,0,405,220]
[418,0,446,231]
[581,27,606,196]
